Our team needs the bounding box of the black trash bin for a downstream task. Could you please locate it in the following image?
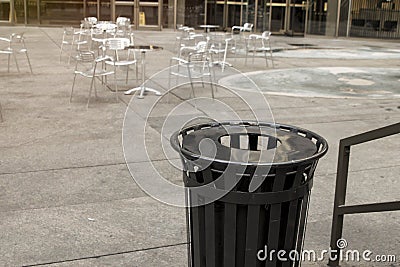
[170,121,328,267]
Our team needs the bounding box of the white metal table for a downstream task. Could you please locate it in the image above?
[199,25,219,34]
[124,45,163,98]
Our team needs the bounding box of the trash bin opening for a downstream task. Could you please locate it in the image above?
[219,133,281,151]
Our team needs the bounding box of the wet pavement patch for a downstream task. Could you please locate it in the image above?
[219,67,400,99]
[273,47,400,59]
[288,43,316,47]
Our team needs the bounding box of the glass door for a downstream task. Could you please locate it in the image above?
[287,0,307,35]
[206,0,224,26]
[137,0,161,29]
[207,0,248,29]
[0,0,12,23]
[113,0,161,29]
[267,0,286,33]
[254,0,269,32]
[84,0,111,21]
[226,1,247,28]
[267,0,307,35]
[307,0,327,35]
[115,0,136,25]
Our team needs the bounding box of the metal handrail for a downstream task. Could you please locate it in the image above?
[328,122,400,267]
[328,123,400,267]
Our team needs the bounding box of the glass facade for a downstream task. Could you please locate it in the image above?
[0,0,11,21]
[1,0,399,38]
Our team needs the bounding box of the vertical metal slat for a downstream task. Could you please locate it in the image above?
[244,204,261,267]
[223,203,237,267]
[282,166,307,267]
[205,201,216,267]
[266,167,287,267]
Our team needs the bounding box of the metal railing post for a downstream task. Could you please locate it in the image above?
[328,142,350,266]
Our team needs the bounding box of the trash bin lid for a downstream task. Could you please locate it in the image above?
[180,122,323,166]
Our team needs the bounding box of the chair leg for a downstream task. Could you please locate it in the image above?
[87,76,96,108]
[245,43,248,65]
[269,45,274,68]
[207,64,215,99]
[187,64,195,99]
[13,53,20,72]
[25,52,33,74]
[125,65,130,84]
[0,102,3,122]
[264,50,268,67]
[135,64,139,84]
[70,73,78,103]
[60,43,64,63]
[115,69,119,101]
[167,65,172,104]
[94,77,98,98]
[7,54,10,72]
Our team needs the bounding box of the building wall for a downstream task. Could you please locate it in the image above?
[1,0,400,38]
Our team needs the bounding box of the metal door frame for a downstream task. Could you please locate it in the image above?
[266,0,308,35]
[112,0,161,30]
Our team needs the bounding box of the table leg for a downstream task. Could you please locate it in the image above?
[124,50,162,98]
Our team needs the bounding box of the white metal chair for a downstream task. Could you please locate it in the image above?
[169,40,215,99]
[209,34,233,72]
[60,27,90,64]
[245,31,274,67]
[0,102,3,122]
[175,26,201,53]
[81,17,97,30]
[104,38,138,97]
[232,23,253,33]
[70,51,115,108]
[115,17,131,37]
[0,33,33,73]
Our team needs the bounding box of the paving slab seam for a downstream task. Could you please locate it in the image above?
[39,28,61,49]
[21,242,188,267]
[0,162,128,176]
[1,128,70,149]
[299,116,400,127]
[315,163,400,178]
[0,195,152,214]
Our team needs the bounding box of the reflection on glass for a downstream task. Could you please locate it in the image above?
[86,0,98,18]
[288,0,306,34]
[116,5,135,24]
[307,0,327,35]
[206,1,223,26]
[139,6,158,25]
[226,2,242,28]
[40,0,83,24]
[270,6,284,32]
[255,0,269,32]
[99,0,111,21]
[162,0,174,28]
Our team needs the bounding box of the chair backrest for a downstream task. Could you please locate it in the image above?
[106,38,130,50]
[195,40,208,53]
[10,33,25,43]
[76,50,95,63]
[84,17,97,24]
[243,23,254,32]
[261,31,271,39]
[116,17,130,25]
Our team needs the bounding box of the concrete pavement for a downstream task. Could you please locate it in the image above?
[0,26,399,266]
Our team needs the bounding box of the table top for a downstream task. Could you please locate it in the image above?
[95,23,117,31]
[125,45,163,51]
[199,25,219,29]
